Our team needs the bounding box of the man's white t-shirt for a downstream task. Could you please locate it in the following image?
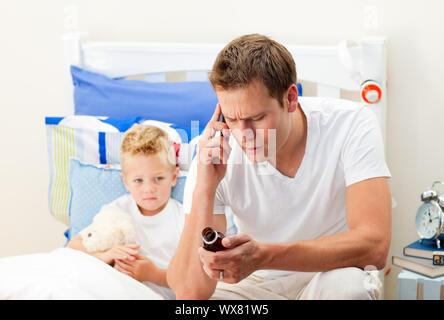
[183,97,391,279]
[104,194,184,299]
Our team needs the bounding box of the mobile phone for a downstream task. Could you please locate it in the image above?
[220,113,226,137]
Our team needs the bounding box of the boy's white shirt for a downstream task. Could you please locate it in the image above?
[103,194,184,299]
[183,96,391,279]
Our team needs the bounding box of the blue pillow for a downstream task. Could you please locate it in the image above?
[297,82,302,96]
[71,66,303,130]
[71,66,218,129]
[67,158,187,241]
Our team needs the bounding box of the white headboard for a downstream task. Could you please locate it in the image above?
[61,33,387,144]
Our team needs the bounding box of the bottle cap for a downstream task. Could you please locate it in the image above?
[202,227,218,245]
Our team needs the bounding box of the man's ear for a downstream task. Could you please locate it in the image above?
[171,166,180,187]
[286,84,299,113]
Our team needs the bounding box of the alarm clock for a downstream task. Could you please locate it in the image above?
[415,182,444,248]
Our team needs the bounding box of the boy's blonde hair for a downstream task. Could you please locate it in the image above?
[120,124,177,172]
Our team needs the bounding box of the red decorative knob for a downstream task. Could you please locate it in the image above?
[361,80,382,104]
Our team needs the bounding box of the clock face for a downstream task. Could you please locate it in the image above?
[416,202,443,240]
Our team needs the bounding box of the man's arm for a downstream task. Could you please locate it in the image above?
[199,177,391,282]
[260,177,391,271]
[166,187,227,299]
[167,103,231,299]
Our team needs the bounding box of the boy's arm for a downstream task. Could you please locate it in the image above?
[66,234,86,251]
[66,234,97,256]
[115,256,169,288]
[147,267,168,287]
[140,261,169,288]
[66,234,139,265]
[66,234,108,262]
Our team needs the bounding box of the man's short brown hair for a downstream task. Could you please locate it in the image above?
[209,34,297,107]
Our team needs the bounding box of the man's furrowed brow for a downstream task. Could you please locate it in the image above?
[224,112,266,121]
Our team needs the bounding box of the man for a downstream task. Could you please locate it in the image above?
[167,34,391,300]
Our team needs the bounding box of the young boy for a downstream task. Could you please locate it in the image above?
[67,124,184,299]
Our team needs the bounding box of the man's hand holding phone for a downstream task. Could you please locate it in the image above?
[197,103,231,192]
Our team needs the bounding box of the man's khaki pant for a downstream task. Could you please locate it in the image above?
[210,267,382,300]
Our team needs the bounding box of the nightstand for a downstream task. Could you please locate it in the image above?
[397,269,444,300]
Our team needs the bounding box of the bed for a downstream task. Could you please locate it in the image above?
[0,32,388,299]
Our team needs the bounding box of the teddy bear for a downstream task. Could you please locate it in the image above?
[79,206,136,253]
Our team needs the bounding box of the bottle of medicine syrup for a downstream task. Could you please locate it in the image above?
[202,226,227,252]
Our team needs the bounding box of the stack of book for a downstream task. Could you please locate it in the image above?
[392,240,444,278]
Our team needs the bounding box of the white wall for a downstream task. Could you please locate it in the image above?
[1,0,444,300]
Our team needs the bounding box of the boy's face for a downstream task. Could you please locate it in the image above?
[121,153,179,216]
[216,80,298,163]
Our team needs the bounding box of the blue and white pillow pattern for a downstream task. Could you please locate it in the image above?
[45,115,199,226]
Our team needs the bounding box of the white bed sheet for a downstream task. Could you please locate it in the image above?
[0,247,163,300]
